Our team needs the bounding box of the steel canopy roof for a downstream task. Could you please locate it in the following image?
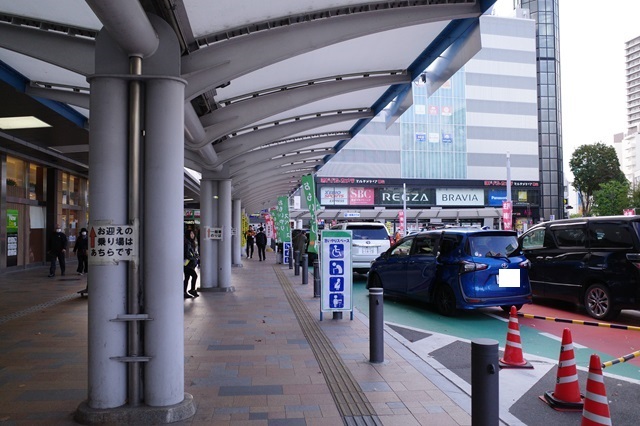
[0,0,496,213]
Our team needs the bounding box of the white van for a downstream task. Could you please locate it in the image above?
[330,222,392,274]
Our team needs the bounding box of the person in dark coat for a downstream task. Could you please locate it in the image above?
[245,226,255,258]
[73,227,89,275]
[183,230,199,298]
[48,224,68,277]
[255,227,268,261]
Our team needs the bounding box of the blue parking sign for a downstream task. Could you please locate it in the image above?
[320,230,352,315]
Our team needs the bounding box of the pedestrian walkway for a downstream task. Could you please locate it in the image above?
[0,259,473,425]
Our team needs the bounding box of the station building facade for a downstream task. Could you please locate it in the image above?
[1,153,89,270]
[315,13,542,231]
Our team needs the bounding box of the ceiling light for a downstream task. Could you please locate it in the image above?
[0,116,51,130]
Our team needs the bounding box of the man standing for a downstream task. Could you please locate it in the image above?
[48,225,68,277]
[255,227,268,262]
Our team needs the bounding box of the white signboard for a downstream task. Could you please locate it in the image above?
[436,188,485,206]
[88,224,138,265]
[321,230,352,313]
[204,226,223,240]
[320,187,348,205]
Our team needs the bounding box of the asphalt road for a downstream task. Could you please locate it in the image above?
[351,274,640,426]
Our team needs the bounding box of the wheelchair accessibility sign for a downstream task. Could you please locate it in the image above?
[321,230,352,314]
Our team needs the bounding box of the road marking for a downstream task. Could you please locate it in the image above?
[539,332,587,349]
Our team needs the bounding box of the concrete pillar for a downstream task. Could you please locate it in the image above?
[218,180,233,290]
[232,199,242,266]
[86,75,128,409]
[143,76,186,406]
[199,179,217,288]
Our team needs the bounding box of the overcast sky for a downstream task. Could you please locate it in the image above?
[493,0,640,174]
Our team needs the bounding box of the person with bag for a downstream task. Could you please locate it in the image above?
[245,226,255,258]
[255,227,268,262]
[183,230,199,298]
[73,227,89,275]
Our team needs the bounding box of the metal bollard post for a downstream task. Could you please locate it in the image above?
[369,287,384,363]
[288,247,293,269]
[471,338,499,426]
[294,250,300,275]
[301,254,308,284]
[313,260,320,297]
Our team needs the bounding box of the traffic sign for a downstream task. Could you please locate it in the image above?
[321,230,352,314]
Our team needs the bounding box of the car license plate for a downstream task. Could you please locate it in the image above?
[498,269,519,287]
[360,247,376,255]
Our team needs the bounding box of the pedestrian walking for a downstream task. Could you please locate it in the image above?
[183,230,199,298]
[73,227,89,275]
[245,226,255,258]
[255,227,267,261]
[293,229,307,263]
[48,225,68,277]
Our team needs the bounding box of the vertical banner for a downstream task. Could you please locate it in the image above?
[502,201,513,231]
[276,196,291,243]
[301,174,319,253]
[7,209,18,267]
[275,196,292,264]
[264,213,275,239]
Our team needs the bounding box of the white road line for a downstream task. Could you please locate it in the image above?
[539,332,588,349]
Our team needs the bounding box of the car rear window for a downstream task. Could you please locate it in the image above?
[346,225,389,240]
[468,234,519,257]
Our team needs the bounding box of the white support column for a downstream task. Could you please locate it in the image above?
[86,75,128,409]
[143,76,186,406]
[218,179,233,290]
[199,179,217,288]
[232,199,242,266]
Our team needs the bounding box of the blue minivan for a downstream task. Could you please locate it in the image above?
[367,228,532,315]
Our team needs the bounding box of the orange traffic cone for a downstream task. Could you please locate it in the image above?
[499,306,533,368]
[581,354,612,426]
[541,328,584,410]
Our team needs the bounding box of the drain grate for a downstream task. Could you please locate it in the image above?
[274,267,380,424]
[0,293,80,325]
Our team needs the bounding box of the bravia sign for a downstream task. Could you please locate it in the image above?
[436,188,485,206]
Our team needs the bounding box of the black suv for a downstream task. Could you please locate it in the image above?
[518,216,640,320]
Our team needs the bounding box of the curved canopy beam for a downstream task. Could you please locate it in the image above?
[200,74,408,143]
[182,3,480,99]
[213,110,372,158]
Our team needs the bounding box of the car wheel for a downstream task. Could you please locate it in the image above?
[367,273,382,290]
[435,284,457,316]
[584,283,620,320]
[500,304,523,313]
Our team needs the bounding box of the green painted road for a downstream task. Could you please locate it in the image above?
[351,275,640,382]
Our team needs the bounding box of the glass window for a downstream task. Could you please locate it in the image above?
[589,223,634,249]
[552,226,586,248]
[390,239,412,257]
[28,163,46,201]
[6,156,26,198]
[346,225,390,240]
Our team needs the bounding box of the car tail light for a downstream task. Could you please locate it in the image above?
[519,259,531,269]
[460,260,488,273]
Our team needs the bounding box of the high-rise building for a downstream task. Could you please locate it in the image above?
[626,35,640,133]
[317,13,542,230]
[520,0,564,221]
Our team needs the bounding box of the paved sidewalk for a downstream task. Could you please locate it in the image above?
[0,259,472,425]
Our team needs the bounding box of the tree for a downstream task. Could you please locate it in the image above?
[592,179,630,216]
[569,143,627,216]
